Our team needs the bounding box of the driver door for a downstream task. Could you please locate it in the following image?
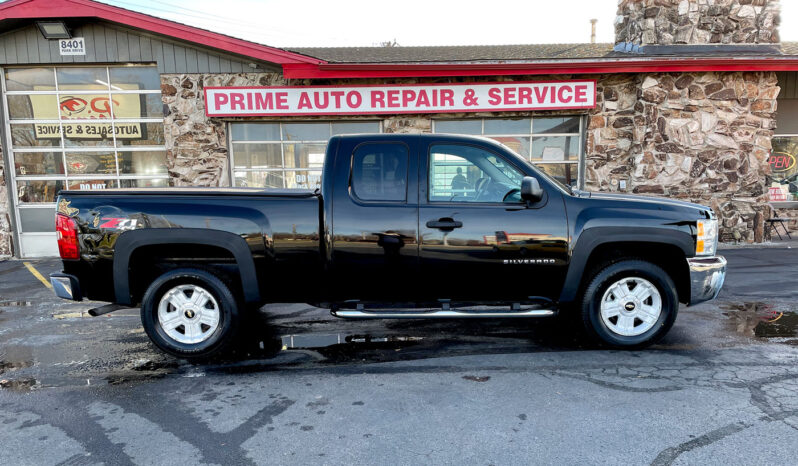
[418,142,568,302]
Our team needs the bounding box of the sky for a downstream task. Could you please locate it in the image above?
[56,0,798,48]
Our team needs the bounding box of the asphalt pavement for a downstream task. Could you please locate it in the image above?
[1,247,797,465]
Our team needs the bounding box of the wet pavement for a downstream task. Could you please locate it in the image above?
[1,249,798,465]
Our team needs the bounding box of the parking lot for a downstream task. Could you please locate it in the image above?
[1,246,798,465]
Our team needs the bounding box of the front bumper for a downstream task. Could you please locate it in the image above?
[686,256,726,306]
[49,273,83,301]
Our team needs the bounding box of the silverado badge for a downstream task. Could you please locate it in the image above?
[57,199,79,217]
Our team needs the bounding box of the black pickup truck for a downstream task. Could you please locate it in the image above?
[50,134,726,358]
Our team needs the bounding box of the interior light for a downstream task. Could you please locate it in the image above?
[36,21,71,40]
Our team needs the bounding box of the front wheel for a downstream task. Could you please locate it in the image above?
[141,268,241,359]
[581,260,678,348]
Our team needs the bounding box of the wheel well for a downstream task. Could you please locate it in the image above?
[127,243,242,306]
[581,242,690,304]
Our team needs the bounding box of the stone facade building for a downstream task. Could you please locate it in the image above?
[0,0,797,258]
[616,0,780,47]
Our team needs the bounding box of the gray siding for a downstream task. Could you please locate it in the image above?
[0,22,280,73]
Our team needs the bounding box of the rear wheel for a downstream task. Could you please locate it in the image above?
[581,259,678,348]
[141,268,241,359]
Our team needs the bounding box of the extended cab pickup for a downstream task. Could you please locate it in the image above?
[51,134,726,358]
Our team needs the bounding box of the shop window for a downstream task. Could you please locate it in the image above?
[769,136,798,201]
[4,67,55,91]
[433,116,584,188]
[2,65,167,233]
[230,121,380,190]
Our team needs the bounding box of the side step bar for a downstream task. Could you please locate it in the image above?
[331,309,556,319]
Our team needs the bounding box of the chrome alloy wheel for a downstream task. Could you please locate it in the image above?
[599,277,662,337]
[157,284,220,344]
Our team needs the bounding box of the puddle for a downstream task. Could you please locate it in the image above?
[277,333,428,363]
[463,375,491,382]
[0,360,33,374]
[106,373,167,386]
[280,333,423,350]
[0,377,38,392]
[721,302,798,341]
[0,300,32,307]
[129,358,180,372]
[0,356,37,392]
[754,313,798,338]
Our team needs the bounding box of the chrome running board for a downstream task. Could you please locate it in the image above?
[331,309,556,319]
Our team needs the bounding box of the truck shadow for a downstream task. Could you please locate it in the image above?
[225,310,594,367]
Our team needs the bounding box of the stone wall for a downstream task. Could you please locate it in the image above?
[0,143,11,258]
[616,0,780,46]
[587,71,779,242]
[160,74,283,186]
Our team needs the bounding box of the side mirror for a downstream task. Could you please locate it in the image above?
[521,176,543,204]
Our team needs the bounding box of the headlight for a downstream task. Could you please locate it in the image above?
[696,218,718,256]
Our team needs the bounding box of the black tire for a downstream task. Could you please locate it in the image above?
[141,268,241,359]
[581,259,678,349]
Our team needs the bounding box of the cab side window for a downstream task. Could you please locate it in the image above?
[351,143,408,202]
[428,144,524,203]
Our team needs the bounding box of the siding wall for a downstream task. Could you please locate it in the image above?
[0,21,280,73]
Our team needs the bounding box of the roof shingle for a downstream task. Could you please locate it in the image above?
[290,42,798,64]
[290,43,617,63]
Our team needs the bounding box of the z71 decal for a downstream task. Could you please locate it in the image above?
[97,217,138,231]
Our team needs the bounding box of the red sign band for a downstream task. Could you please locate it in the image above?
[204,80,597,117]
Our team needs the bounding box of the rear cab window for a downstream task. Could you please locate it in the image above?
[351,143,409,202]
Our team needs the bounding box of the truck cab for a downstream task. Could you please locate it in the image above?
[322,134,570,305]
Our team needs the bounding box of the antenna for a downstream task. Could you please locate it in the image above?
[590,18,598,44]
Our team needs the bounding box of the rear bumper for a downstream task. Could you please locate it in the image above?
[49,273,83,301]
[686,256,726,306]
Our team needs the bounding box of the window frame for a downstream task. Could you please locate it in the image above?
[431,116,586,190]
[348,141,411,205]
[425,142,530,206]
[3,65,168,201]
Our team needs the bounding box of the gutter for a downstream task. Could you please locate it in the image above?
[283,56,798,79]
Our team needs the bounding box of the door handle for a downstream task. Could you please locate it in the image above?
[426,218,463,230]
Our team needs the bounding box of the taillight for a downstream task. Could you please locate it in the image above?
[56,213,80,259]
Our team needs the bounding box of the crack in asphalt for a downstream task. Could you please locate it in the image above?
[650,421,754,466]
[647,370,798,465]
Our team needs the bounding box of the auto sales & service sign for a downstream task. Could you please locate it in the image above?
[204,80,597,117]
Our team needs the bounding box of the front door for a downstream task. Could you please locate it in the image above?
[418,142,568,302]
[328,139,419,302]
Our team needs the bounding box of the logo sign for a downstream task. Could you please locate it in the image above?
[29,84,144,140]
[768,151,797,173]
[59,38,86,56]
[205,80,597,117]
